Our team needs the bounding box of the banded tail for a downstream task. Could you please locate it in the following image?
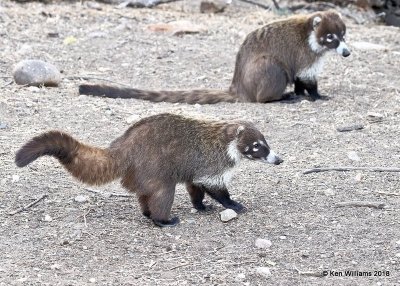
[78,84,239,104]
[15,131,120,185]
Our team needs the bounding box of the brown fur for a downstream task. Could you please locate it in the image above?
[79,11,347,104]
[15,113,281,227]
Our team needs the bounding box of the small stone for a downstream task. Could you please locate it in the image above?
[219,209,237,222]
[323,188,336,196]
[13,60,61,87]
[236,273,246,280]
[50,263,61,270]
[348,151,360,161]
[255,238,272,249]
[126,114,140,124]
[256,267,271,278]
[395,253,400,258]
[367,112,384,123]
[190,208,198,214]
[89,278,96,283]
[0,123,7,129]
[396,240,400,245]
[279,235,287,240]
[74,195,88,203]
[355,173,363,182]
[44,214,52,222]
[11,175,20,182]
[200,0,231,13]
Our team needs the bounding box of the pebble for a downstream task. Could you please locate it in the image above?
[279,235,287,240]
[219,209,237,222]
[255,238,272,249]
[256,267,271,278]
[236,273,246,280]
[44,214,53,222]
[12,175,20,182]
[74,195,88,203]
[395,253,400,258]
[89,278,96,283]
[323,188,336,196]
[0,123,7,129]
[126,114,140,124]
[13,60,61,87]
[348,151,360,161]
[50,263,61,270]
[355,173,363,182]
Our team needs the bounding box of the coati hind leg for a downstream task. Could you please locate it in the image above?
[146,182,179,227]
[256,58,288,102]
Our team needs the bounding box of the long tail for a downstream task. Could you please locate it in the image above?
[78,84,239,104]
[15,131,121,185]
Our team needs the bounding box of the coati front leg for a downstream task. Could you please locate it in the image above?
[186,183,212,212]
[295,78,326,101]
[187,183,245,213]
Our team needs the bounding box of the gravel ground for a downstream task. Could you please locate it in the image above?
[0,1,400,285]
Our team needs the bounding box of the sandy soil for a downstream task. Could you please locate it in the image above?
[1,1,400,285]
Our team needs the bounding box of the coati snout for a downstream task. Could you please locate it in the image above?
[236,125,283,165]
[311,12,351,57]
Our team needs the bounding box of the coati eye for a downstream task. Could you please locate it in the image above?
[253,143,260,148]
[326,34,334,42]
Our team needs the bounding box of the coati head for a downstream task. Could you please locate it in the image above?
[309,10,350,57]
[231,124,283,165]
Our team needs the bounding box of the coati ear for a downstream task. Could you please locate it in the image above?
[313,16,322,29]
[226,124,245,139]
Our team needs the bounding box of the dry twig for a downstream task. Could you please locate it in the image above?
[293,266,325,277]
[8,194,47,215]
[303,167,400,174]
[84,188,134,198]
[375,191,400,197]
[335,201,386,209]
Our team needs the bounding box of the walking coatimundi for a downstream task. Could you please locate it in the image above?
[15,113,283,227]
[79,10,350,103]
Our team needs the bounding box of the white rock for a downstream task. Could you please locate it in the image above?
[74,195,88,203]
[126,114,140,124]
[396,240,400,245]
[44,214,53,222]
[323,188,336,196]
[351,41,387,51]
[236,273,246,280]
[13,59,61,87]
[256,267,271,278]
[50,263,61,270]
[89,278,96,283]
[12,175,20,182]
[255,238,272,249]
[348,151,360,161]
[395,253,400,258]
[219,209,237,222]
[355,173,363,182]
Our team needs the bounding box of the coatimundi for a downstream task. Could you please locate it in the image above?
[79,10,350,103]
[15,113,283,227]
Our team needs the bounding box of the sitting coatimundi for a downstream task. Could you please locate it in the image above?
[79,10,350,103]
[15,113,283,227]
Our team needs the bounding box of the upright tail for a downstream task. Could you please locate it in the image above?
[15,131,121,185]
[78,84,239,104]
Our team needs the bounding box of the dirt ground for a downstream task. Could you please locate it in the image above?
[1,1,400,285]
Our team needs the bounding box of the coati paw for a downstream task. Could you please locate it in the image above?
[142,211,151,219]
[307,93,329,102]
[194,203,214,212]
[227,201,247,213]
[152,217,180,227]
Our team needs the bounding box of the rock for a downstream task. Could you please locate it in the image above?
[256,267,271,278]
[200,0,231,13]
[355,173,363,182]
[219,209,237,222]
[0,123,7,129]
[352,41,387,51]
[13,60,61,87]
[126,114,140,124]
[323,188,336,196]
[74,195,88,203]
[279,235,287,240]
[236,273,246,281]
[11,175,20,182]
[367,112,384,123]
[348,151,360,161]
[147,20,207,36]
[336,124,364,132]
[50,264,61,270]
[255,238,272,249]
[44,214,53,222]
[89,278,96,283]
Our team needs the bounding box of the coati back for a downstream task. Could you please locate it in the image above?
[79,10,349,104]
[16,113,283,227]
